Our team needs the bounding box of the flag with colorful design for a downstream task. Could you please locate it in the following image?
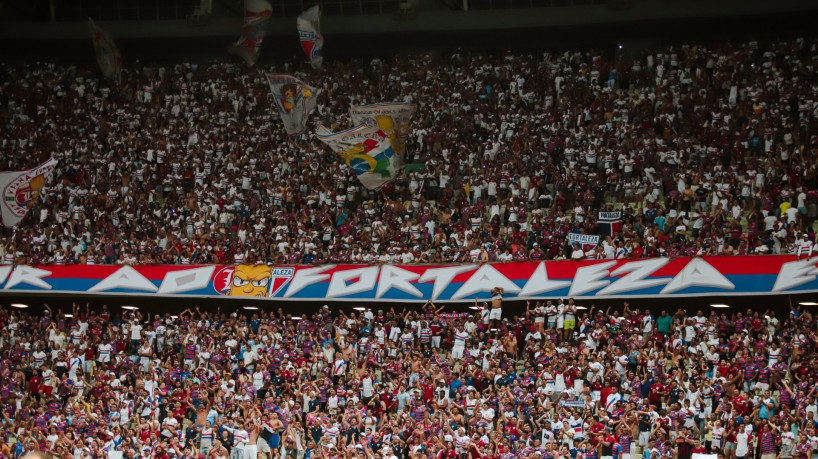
[349,102,416,157]
[87,19,122,83]
[316,124,399,190]
[230,0,272,66]
[0,157,58,227]
[265,74,320,136]
[297,5,323,69]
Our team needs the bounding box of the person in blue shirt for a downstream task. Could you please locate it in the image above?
[449,377,463,398]
[654,211,667,232]
[758,390,776,420]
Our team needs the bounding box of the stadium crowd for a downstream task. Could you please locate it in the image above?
[0,298,815,459]
[2,39,818,265]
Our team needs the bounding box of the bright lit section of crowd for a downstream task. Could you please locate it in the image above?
[1,37,818,266]
[0,299,812,459]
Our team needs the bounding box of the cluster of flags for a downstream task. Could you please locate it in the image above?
[72,3,408,217]
[231,1,323,68]
[87,1,324,75]
[266,72,416,190]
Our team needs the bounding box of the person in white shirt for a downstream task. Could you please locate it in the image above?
[479,402,495,430]
[361,372,375,401]
[735,425,752,459]
[223,422,250,459]
[32,349,47,369]
[129,320,143,352]
[571,243,584,260]
[452,326,469,360]
[243,344,258,370]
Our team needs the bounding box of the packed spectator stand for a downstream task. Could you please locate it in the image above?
[0,295,812,459]
[2,37,818,266]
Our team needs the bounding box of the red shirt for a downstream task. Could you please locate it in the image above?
[422,383,434,403]
[649,383,666,404]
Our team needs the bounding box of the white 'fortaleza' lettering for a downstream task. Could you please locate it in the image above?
[519,262,571,297]
[0,266,12,286]
[568,261,616,296]
[451,264,521,300]
[284,265,334,298]
[3,265,52,290]
[376,265,423,299]
[158,266,216,294]
[772,257,818,292]
[660,258,734,294]
[327,266,379,298]
[597,258,671,296]
[88,266,157,293]
[417,265,474,300]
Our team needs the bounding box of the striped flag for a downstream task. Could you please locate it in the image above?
[597,211,622,236]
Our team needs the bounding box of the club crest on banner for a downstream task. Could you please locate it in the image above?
[270,267,295,297]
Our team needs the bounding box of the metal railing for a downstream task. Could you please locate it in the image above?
[50,0,604,21]
[466,0,607,10]
[54,0,198,21]
[272,0,403,16]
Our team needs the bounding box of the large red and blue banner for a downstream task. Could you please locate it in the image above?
[0,256,816,302]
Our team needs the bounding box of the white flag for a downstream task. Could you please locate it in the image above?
[297,5,323,70]
[349,102,416,156]
[316,124,399,190]
[265,74,320,136]
[0,158,58,227]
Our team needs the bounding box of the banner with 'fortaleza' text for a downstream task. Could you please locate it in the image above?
[0,256,817,302]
